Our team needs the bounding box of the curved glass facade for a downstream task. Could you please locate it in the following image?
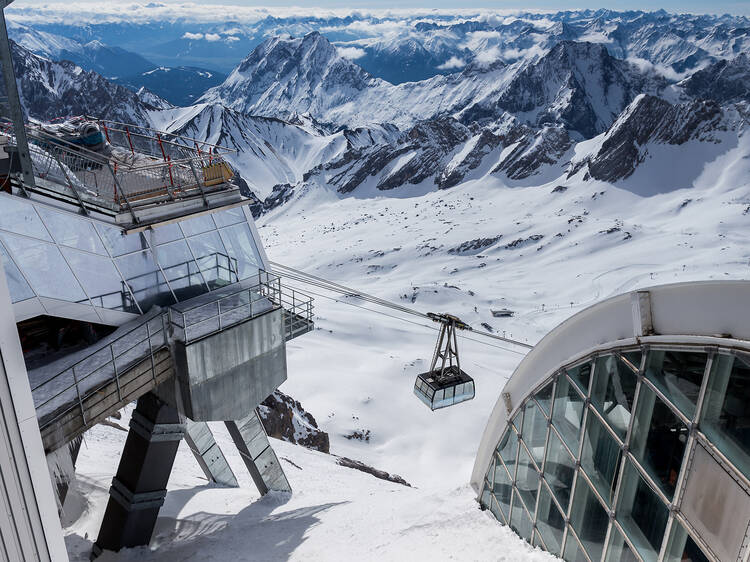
[479,345,750,562]
[0,194,264,323]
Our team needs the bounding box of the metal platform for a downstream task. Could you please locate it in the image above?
[29,272,313,453]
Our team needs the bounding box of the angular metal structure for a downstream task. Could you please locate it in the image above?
[184,420,238,488]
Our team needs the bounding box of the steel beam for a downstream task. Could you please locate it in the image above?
[92,392,184,558]
[225,410,291,495]
[184,420,238,488]
[0,7,35,189]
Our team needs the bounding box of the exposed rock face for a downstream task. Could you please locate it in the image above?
[575,95,726,182]
[680,53,750,104]
[258,390,330,454]
[448,236,503,255]
[493,125,573,180]
[8,41,161,123]
[336,457,411,487]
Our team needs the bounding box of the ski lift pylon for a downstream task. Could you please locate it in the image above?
[413,312,475,410]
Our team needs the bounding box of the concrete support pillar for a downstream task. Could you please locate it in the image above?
[184,420,238,488]
[92,392,184,558]
[225,410,291,495]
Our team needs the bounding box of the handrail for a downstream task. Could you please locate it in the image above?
[0,118,239,216]
[31,271,313,437]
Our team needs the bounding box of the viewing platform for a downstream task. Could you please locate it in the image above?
[1,116,246,229]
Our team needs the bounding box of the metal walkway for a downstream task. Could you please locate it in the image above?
[30,272,313,453]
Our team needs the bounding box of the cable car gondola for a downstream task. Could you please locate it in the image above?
[413,313,475,410]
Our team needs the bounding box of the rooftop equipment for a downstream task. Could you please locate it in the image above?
[414,312,476,410]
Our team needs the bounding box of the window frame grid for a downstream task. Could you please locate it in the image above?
[484,343,745,562]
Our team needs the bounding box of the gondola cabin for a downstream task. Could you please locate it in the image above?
[414,365,475,410]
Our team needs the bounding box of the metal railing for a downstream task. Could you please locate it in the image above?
[169,270,314,343]
[1,118,238,220]
[30,311,168,435]
[29,270,313,444]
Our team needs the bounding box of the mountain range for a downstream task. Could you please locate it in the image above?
[6,10,750,207]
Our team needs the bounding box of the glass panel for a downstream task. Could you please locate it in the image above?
[187,230,235,289]
[218,223,263,280]
[36,207,107,255]
[569,476,609,562]
[492,456,513,520]
[605,526,639,562]
[150,222,183,245]
[535,381,553,416]
[591,354,638,438]
[522,400,547,466]
[1,234,85,301]
[616,460,669,562]
[700,353,750,480]
[621,350,642,372]
[544,428,576,512]
[510,489,533,543]
[153,239,207,301]
[481,484,492,510]
[644,350,708,419]
[515,443,539,512]
[581,412,621,506]
[497,429,518,477]
[0,240,34,302]
[212,206,247,227]
[663,518,710,562]
[567,360,592,394]
[489,494,505,524]
[0,197,51,240]
[564,532,591,562]
[536,483,565,556]
[116,249,175,311]
[552,375,586,453]
[95,223,148,257]
[630,384,688,500]
[61,247,137,313]
[179,213,216,237]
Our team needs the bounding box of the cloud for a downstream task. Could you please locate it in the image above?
[626,56,700,81]
[337,46,367,60]
[225,35,240,42]
[204,32,221,41]
[474,46,502,65]
[182,31,203,40]
[437,56,466,70]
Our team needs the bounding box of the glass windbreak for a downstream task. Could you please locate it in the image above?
[566,361,592,394]
[644,350,708,419]
[522,399,548,465]
[700,352,750,480]
[515,443,539,512]
[605,527,639,562]
[536,483,565,557]
[543,428,576,512]
[569,476,609,562]
[1,233,86,302]
[153,239,208,301]
[218,223,263,279]
[492,455,513,520]
[116,249,175,311]
[535,382,554,416]
[36,207,107,255]
[62,247,139,313]
[497,428,518,476]
[630,384,688,500]
[580,412,621,506]
[187,230,236,288]
[552,375,586,453]
[0,196,52,241]
[591,354,638,438]
[663,518,710,562]
[616,460,669,562]
[0,240,34,302]
[509,489,533,543]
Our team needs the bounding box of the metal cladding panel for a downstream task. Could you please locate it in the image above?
[0,249,68,560]
[176,308,287,421]
[680,445,750,562]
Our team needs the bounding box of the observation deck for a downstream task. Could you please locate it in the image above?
[1,117,246,229]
